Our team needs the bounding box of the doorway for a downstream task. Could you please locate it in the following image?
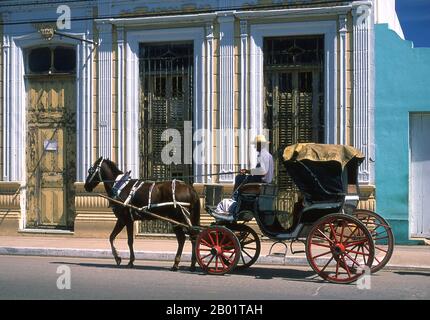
[139,42,194,233]
[410,113,430,238]
[25,46,77,229]
[263,36,324,213]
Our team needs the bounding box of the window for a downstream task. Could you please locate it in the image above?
[27,46,76,74]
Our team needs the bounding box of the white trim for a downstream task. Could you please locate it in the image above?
[249,20,338,166]
[97,12,217,27]
[235,5,352,19]
[125,27,206,181]
[116,26,125,171]
[6,31,94,183]
[368,6,376,185]
[5,30,93,228]
[353,4,375,184]
[218,14,235,183]
[205,22,214,183]
[339,14,348,145]
[97,22,113,160]
[239,19,249,168]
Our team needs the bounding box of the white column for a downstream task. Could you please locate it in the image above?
[338,14,347,145]
[77,35,94,181]
[3,33,25,182]
[239,19,249,168]
[116,26,125,170]
[97,22,113,160]
[205,22,214,183]
[2,32,11,181]
[353,4,374,184]
[218,13,235,182]
[125,40,139,177]
[249,31,263,169]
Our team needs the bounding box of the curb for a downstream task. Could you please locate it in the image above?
[1,246,429,272]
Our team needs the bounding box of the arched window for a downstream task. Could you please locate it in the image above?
[27,46,76,74]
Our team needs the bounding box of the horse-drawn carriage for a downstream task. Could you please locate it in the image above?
[85,143,393,284]
[199,143,394,283]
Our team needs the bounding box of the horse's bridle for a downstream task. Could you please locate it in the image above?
[87,157,104,184]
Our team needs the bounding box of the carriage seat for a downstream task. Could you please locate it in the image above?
[203,184,235,221]
[203,184,254,222]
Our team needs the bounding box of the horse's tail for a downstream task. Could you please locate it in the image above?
[190,187,201,227]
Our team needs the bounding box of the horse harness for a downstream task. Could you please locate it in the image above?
[116,178,192,226]
[88,158,193,226]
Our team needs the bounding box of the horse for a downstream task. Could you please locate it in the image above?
[83,156,201,271]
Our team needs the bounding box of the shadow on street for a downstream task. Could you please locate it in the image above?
[49,260,329,284]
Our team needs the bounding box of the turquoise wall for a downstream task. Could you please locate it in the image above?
[375,24,430,244]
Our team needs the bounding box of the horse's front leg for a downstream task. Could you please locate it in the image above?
[126,218,135,268]
[110,218,125,266]
[171,226,186,271]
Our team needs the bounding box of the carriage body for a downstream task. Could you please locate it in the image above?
[214,143,365,240]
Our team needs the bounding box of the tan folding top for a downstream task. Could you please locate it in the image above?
[283,143,365,168]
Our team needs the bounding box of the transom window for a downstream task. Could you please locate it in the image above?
[27,46,76,74]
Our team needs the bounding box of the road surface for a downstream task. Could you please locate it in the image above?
[0,255,428,300]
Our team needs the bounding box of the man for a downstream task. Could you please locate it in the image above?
[216,135,274,214]
[233,134,274,191]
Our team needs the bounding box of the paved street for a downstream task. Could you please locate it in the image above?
[0,255,428,300]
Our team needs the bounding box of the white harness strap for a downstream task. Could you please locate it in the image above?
[148,182,156,209]
[112,172,131,197]
[172,179,177,208]
[87,158,104,184]
[124,180,145,205]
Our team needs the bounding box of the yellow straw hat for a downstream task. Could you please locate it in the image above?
[252,134,270,144]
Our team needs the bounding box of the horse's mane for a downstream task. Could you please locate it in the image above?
[103,158,123,175]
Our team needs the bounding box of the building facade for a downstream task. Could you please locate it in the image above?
[0,0,378,237]
[375,23,430,243]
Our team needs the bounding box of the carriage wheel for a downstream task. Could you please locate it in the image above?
[229,224,261,270]
[306,214,375,284]
[195,226,241,275]
[352,209,394,273]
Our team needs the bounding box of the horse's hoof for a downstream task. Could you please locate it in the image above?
[126,262,134,269]
[189,266,196,272]
[170,266,178,272]
[115,257,122,266]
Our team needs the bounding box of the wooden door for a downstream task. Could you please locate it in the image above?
[410,113,430,238]
[26,76,76,229]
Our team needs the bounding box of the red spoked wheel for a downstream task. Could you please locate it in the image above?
[306,214,375,284]
[195,226,241,275]
[352,209,394,273]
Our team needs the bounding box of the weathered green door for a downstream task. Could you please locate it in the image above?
[26,76,76,229]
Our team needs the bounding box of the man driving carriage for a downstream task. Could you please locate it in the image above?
[216,135,274,214]
[234,134,274,189]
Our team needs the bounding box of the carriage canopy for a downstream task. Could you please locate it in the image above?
[283,143,364,168]
[282,143,365,202]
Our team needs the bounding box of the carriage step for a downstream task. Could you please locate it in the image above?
[291,250,306,255]
[268,241,288,257]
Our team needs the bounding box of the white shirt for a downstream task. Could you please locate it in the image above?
[250,147,274,183]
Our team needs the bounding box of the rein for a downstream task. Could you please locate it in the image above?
[90,170,245,184]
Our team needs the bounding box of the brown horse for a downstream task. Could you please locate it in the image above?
[84,157,200,271]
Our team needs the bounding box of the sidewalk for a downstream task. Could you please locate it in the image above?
[0,235,429,271]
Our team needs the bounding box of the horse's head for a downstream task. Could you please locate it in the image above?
[84,156,105,192]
